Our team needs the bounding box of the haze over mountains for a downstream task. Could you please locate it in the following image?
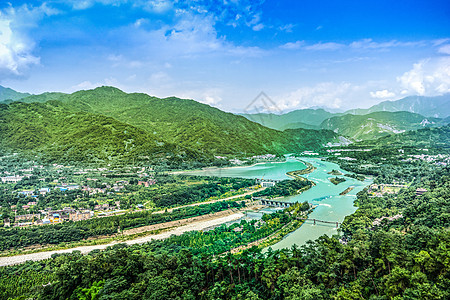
[0,86,31,103]
[242,94,450,140]
[345,95,450,118]
[0,85,449,164]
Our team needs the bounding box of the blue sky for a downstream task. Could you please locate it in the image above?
[0,0,449,112]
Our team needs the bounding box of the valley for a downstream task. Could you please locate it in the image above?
[0,86,449,299]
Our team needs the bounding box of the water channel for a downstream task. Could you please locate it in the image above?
[182,157,372,249]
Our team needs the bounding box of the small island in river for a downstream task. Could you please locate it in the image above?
[328,169,343,175]
[329,176,347,185]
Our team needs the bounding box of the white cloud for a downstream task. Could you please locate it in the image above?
[177,88,223,107]
[134,18,148,28]
[0,4,60,79]
[432,38,450,46]
[246,12,264,32]
[279,41,304,50]
[128,10,266,59]
[370,89,395,99]
[139,0,173,13]
[350,38,424,50]
[278,38,428,53]
[276,82,355,110]
[279,23,295,33]
[304,42,344,51]
[397,58,450,96]
[438,44,450,55]
[252,23,264,31]
[68,0,125,10]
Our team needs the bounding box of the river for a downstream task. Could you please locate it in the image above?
[182,157,372,250]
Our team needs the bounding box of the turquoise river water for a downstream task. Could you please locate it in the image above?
[182,157,372,250]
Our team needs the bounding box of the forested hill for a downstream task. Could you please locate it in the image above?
[0,102,207,165]
[356,124,450,152]
[0,85,30,103]
[320,111,444,140]
[16,86,341,156]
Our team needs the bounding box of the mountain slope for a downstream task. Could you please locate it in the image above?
[0,86,30,103]
[0,102,205,164]
[345,94,450,118]
[241,108,338,130]
[374,125,450,151]
[320,111,444,141]
[352,124,450,153]
[20,87,341,155]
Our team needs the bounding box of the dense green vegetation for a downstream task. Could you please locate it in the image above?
[1,166,449,299]
[242,94,450,134]
[344,173,366,181]
[0,201,245,251]
[363,124,450,151]
[11,86,340,159]
[136,177,255,208]
[321,111,444,140]
[328,124,450,182]
[0,86,449,299]
[0,101,207,165]
[0,158,252,215]
[329,176,346,185]
[253,179,312,198]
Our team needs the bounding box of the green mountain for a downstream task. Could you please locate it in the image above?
[320,111,444,141]
[345,94,450,118]
[0,86,30,103]
[241,108,338,130]
[374,125,450,151]
[0,101,206,164]
[19,87,341,156]
[351,124,450,154]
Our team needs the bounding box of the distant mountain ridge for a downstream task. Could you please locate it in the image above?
[345,94,450,118]
[320,111,445,141]
[4,85,450,161]
[242,95,450,140]
[241,108,340,131]
[1,87,342,163]
[0,86,30,103]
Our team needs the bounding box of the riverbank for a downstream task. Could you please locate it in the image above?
[286,160,316,181]
[0,208,251,267]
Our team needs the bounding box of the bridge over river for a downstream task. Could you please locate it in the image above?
[254,197,340,228]
[297,217,340,228]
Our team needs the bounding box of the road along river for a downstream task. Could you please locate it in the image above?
[182,157,372,250]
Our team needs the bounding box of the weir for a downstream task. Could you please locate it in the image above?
[253,197,292,208]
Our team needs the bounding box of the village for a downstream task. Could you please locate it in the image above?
[0,154,277,229]
[0,161,159,228]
